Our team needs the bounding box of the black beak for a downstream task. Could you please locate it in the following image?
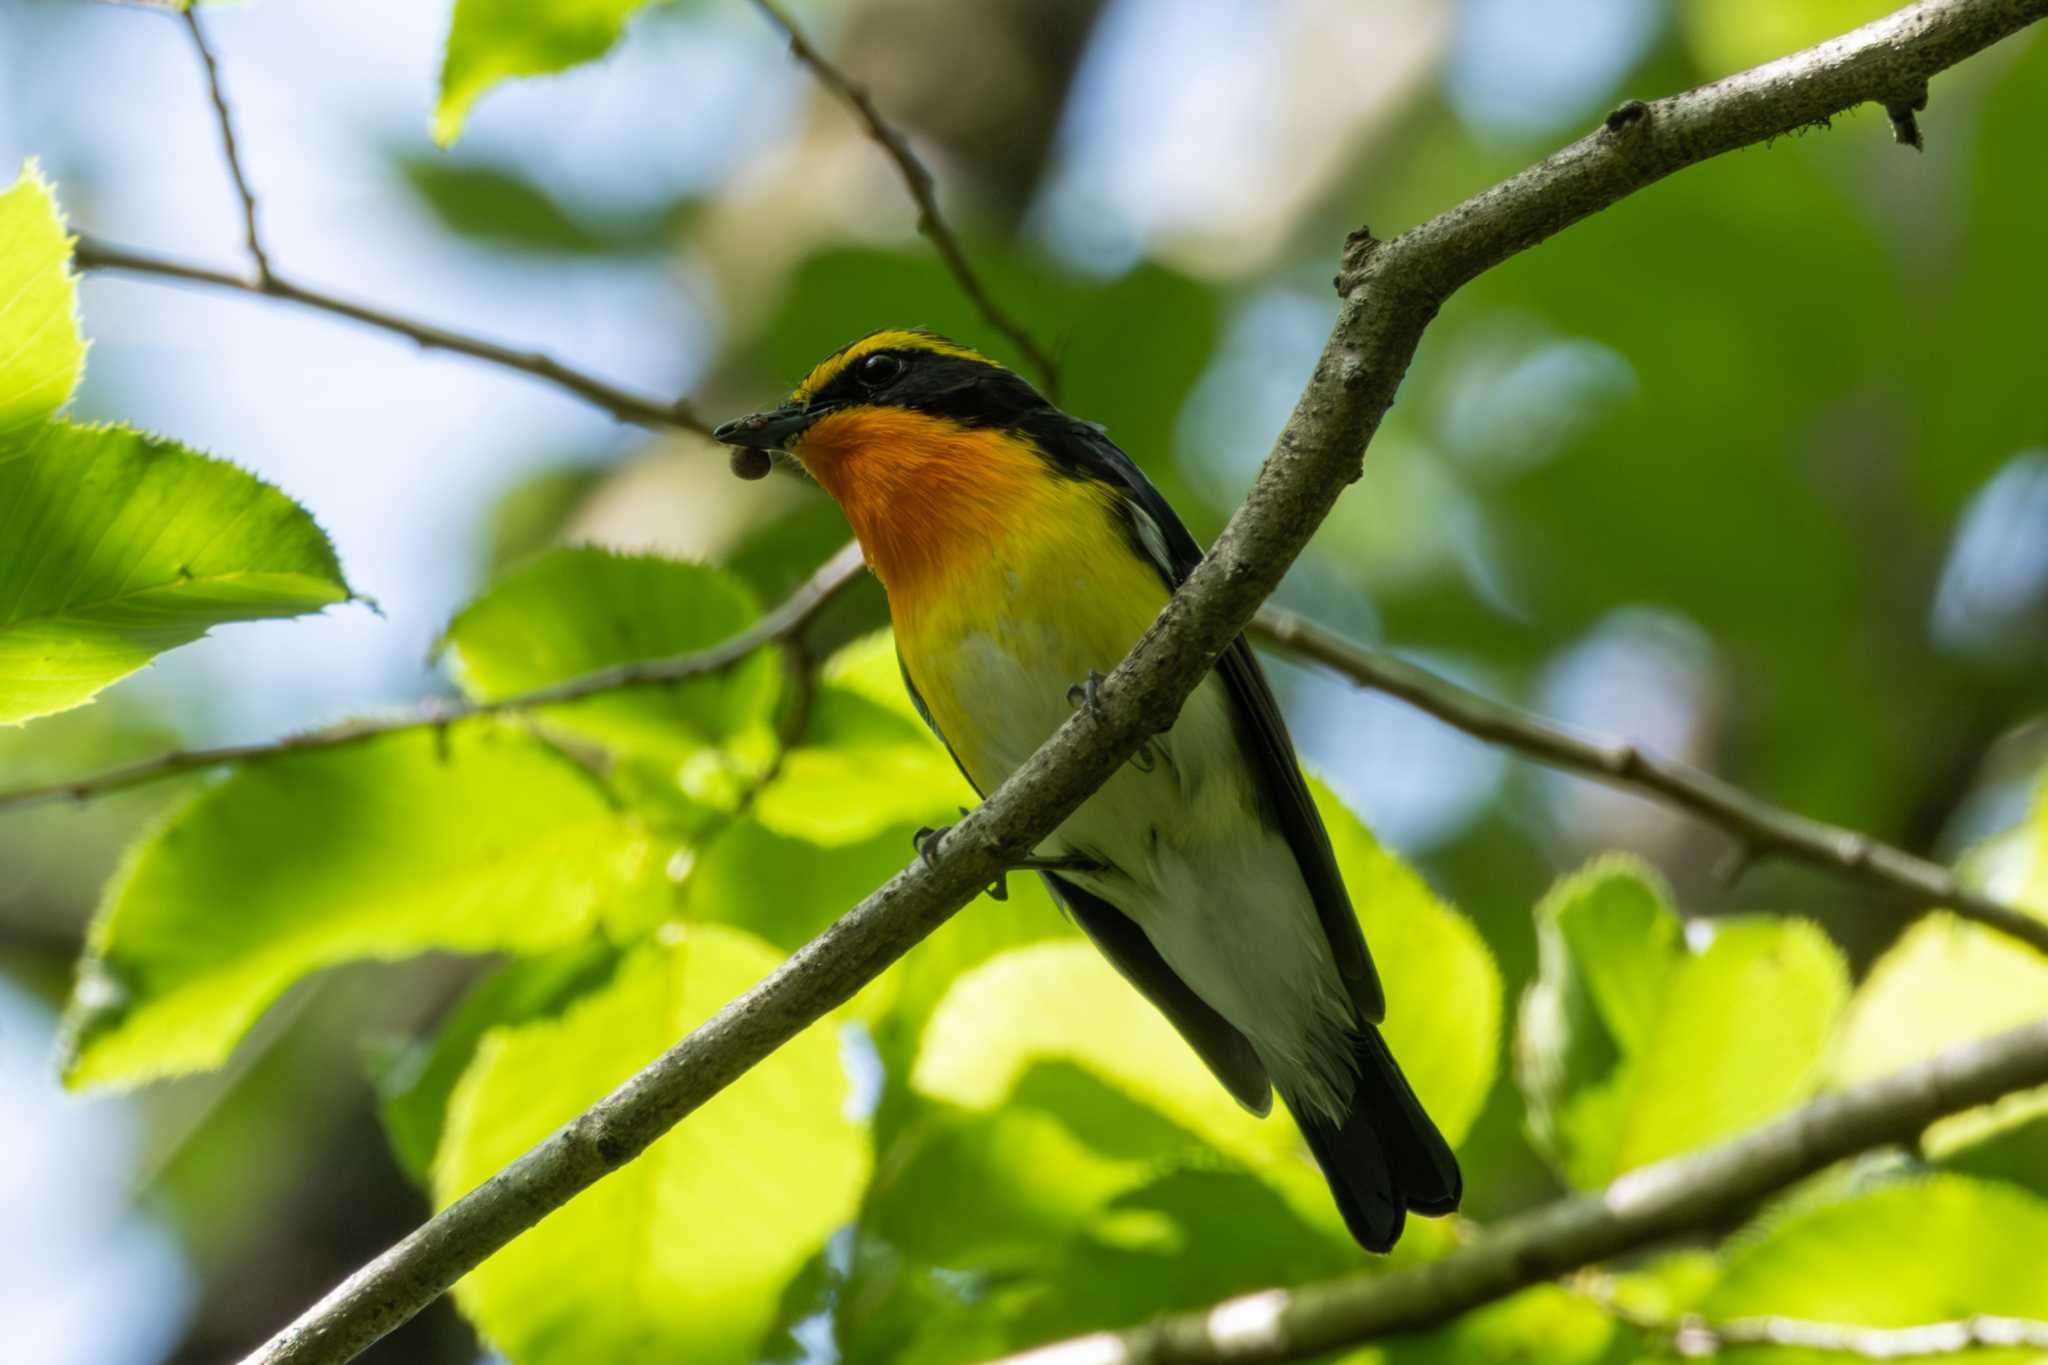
[712,402,823,451]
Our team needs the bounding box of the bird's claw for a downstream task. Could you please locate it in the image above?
[1067,669,1157,773]
[1065,669,1105,713]
[915,814,1011,899]
[912,823,950,870]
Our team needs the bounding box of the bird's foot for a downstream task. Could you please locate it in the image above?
[913,812,1018,900]
[1066,669,1157,773]
[1065,669,1106,713]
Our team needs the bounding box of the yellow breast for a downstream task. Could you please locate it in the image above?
[791,405,1169,787]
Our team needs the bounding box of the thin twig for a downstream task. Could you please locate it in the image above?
[1666,1313,2048,1358]
[994,1019,2048,1365]
[1579,1272,2048,1359]
[1248,606,2048,958]
[0,541,865,813]
[179,5,270,281]
[12,562,2039,963]
[748,0,1063,397]
[72,238,713,435]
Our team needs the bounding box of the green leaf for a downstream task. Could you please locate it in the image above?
[912,940,1308,1175]
[1312,777,1501,1148]
[1380,1285,1629,1365]
[1831,912,2048,1091]
[1834,781,2048,1163]
[1703,1175,2048,1360]
[435,926,869,1365]
[1517,856,1849,1187]
[753,629,974,845]
[374,940,621,1182]
[0,422,352,724]
[435,0,673,146]
[394,152,683,254]
[0,161,84,440]
[62,727,658,1088]
[440,547,779,776]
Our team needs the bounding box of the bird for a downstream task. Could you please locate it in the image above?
[714,328,1459,1251]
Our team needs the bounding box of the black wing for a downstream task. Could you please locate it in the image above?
[1020,411,1386,1024]
[1045,873,1272,1115]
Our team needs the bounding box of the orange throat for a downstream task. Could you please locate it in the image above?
[794,406,1055,602]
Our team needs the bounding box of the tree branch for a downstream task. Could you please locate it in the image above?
[1249,607,2048,958]
[996,1020,2048,1365]
[0,541,864,813]
[72,238,713,435]
[178,5,271,281]
[210,2,2048,1358]
[1663,1312,2048,1358]
[748,0,1063,397]
[15,566,2040,968]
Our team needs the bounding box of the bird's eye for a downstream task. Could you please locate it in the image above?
[858,353,904,388]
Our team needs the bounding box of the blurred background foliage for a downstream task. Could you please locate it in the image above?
[2,0,2046,1362]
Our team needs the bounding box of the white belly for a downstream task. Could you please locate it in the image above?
[920,623,1360,1121]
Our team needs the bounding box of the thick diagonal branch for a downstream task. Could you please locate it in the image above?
[222,2,2048,1359]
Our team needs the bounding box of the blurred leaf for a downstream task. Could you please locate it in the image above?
[914,941,1304,1174]
[1313,777,1501,1148]
[394,153,683,254]
[746,246,1084,394]
[1518,857,1849,1187]
[1834,776,2048,1161]
[0,422,352,724]
[373,940,621,1182]
[1831,912,2048,1091]
[753,629,973,845]
[1702,1175,2048,1360]
[845,1063,1359,1365]
[62,727,659,1089]
[482,462,608,573]
[1680,0,1899,77]
[1378,1284,1630,1365]
[441,547,780,773]
[435,0,678,145]
[0,161,83,438]
[685,816,921,952]
[436,926,868,1365]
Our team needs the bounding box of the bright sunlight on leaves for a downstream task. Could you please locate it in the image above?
[435,926,869,1365]
[0,161,351,726]
[1518,856,1850,1188]
[62,727,659,1088]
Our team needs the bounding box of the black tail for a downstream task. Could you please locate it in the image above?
[1291,1025,1461,1252]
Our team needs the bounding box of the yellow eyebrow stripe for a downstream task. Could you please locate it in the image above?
[791,329,994,403]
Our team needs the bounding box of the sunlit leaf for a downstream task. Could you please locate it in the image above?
[0,422,352,724]
[1680,0,1897,78]
[440,547,780,775]
[1833,778,2048,1162]
[436,0,675,145]
[1518,856,1849,1187]
[0,161,83,439]
[753,629,973,845]
[1703,1175,2048,1360]
[394,153,679,254]
[436,926,869,1365]
[62,727,658,1088]
[1377,1284,1629,1365]
[374,940,621,1182]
